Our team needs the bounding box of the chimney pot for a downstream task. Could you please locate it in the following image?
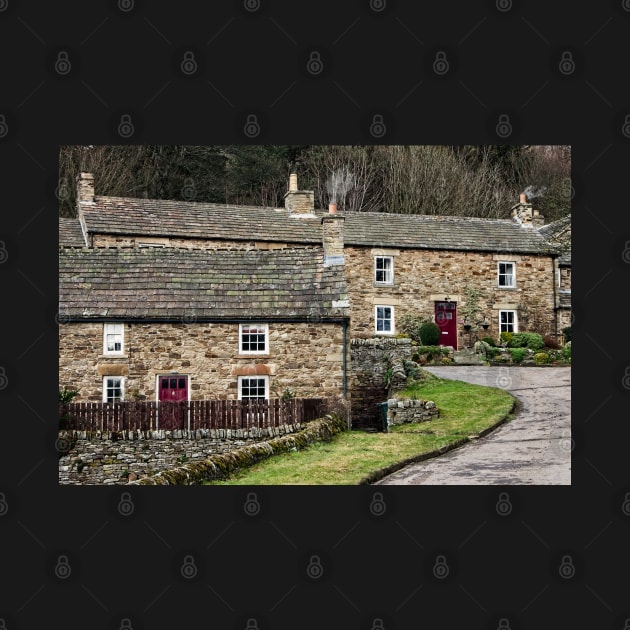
[328,202,337,214]
[519,193,527,203]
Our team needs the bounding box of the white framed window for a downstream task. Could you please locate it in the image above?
[375,305,394,335]
[103,376,124,403]
[498,262,516,288]
[375,256,394,284]
[103,323,124,355]
[239,324,268,355]
[499,310,518,334]
[238,376,268,400]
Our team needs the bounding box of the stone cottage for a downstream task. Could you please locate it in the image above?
[59,172,568,427]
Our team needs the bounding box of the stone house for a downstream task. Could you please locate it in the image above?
[59,172,568,425]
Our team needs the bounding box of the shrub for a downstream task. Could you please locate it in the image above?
[481,336,496,347]
[509,332,544,351]
[398,313,426,344]
[59,386,80,404]
[403,359,422,380]
[562,340,571,361]
[562,326,572,343]
[543,335,561,350]
[534,352,550,364]
[500,331,513,346]
[509,348,527,363]
[419,321,441,346]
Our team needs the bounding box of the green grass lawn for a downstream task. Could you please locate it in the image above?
[204,374,516,485]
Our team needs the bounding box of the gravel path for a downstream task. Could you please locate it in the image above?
[374,366,571,486]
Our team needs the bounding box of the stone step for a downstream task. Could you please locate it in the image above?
[453,349,486,365]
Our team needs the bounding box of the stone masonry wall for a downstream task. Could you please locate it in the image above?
[91,235,312,250]
[59,321,347,402]
[386,398,439,428]
[349,337,413,431]
[343,246,557,343]
[58,424,303,485]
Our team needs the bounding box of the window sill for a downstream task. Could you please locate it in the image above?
[100,354,127,359]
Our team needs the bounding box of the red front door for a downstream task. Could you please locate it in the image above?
[158,375,188,429]
[434,301,457,349]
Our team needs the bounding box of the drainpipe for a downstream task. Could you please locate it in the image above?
[342,319,348,399]
[552,255,558,340]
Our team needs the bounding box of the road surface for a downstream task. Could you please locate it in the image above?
[374,366,571,485]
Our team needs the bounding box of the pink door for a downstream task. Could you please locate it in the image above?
[434,301,457,349]
[158,375,188,429]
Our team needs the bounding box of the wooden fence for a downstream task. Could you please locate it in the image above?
[59,398,326,433]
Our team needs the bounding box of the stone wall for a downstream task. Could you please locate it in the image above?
[58,424,304,485]
[349,337,413,431]
[59,321,347,403]
[343,246,557,343]
[91,234,311,250]
[386,398,439,428]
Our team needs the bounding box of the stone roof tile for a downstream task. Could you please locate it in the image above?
[78,195,558,255]
[59,246,349,321]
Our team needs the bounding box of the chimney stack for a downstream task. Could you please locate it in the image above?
[511,193,534,227]
[322,214,344,266]
[77,172,95,205]
[284,173,315,216]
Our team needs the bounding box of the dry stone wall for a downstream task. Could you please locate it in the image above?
[386,398,439,428]
[58,424,304,485]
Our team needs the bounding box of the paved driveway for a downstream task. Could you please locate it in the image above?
[375,366,571,486]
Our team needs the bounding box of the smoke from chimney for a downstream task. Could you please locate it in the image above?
[326,168,355,206]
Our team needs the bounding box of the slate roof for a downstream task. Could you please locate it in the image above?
[58,246,349,321]
[538,214,571,266]
[59,218,86,247]
[77,196,558,255]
